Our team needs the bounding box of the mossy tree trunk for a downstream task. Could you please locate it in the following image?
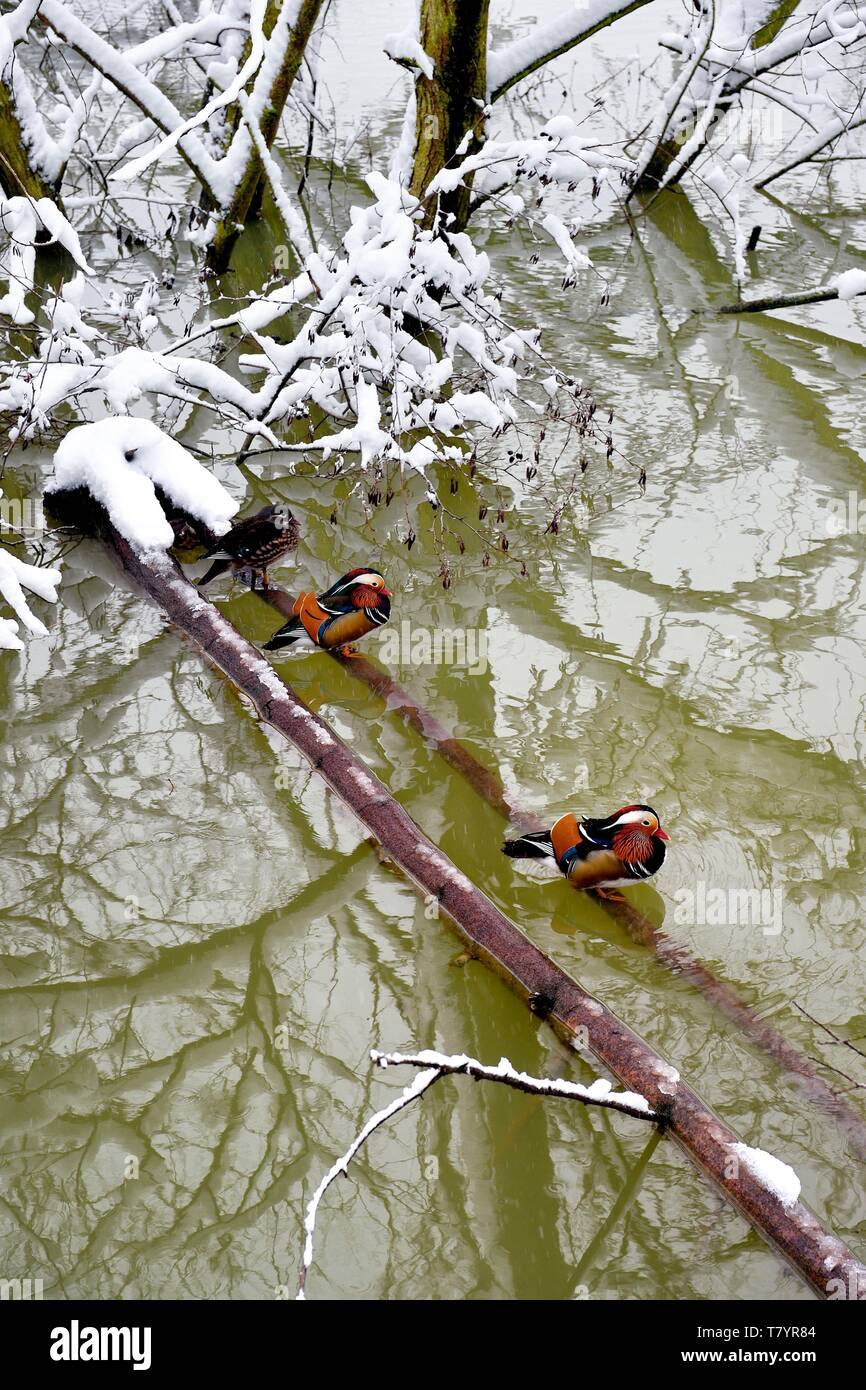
[206,0,324,273]
[0,79,58,203]
[409,0,490,232]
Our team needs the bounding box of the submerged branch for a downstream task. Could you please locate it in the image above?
[298,1046,658,1297]
[717,285,863,315]
[371,1048,658,1121]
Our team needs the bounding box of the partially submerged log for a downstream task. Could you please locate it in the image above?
[718,286,854,315]
[50,489,866,1299]
[256,585,534,827]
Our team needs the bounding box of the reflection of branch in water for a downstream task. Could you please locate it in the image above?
[795,1002,866,1085]
[570,1125,663,1296]
[601,891,866,1154]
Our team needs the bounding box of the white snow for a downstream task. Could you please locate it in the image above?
[0,196,90,326]
[0,545,61,640]
[116,0,269,183]
[371,1048,654,1116]
[487,2,636,97]
[384,26,435,80]
[732,1142,801,1209]
[49,418,238,553]
[346,765,382,798]
[835,268,866,301]
[298,1064,441,1298]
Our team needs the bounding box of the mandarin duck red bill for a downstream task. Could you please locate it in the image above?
[264,568,392,657]
[198,504,299,589]
[503,804,669,895]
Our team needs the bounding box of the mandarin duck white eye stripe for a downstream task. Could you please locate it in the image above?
[503,804,669,898]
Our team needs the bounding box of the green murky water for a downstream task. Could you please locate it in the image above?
[1,1,865,1301]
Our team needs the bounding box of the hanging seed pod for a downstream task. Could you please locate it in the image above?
[329,511,338,525]
[450,477,459,494]
[457,536,466,554]
[479,504,488,520]
[482,552,491,568]
[501,535,509,552]
[385,490,394,506]
[406,531,416,551]
[496,506,505,523]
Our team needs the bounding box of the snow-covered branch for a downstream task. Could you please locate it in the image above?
[718,267,866,313]
[643,0,866,195]
[297,1046,656,1298]
[0,530,61,651]
[297,1065,443,1299]
[37,0,223,198]
[487,1,653,102]
[0,170,599,486]
[371,1048,657,1120]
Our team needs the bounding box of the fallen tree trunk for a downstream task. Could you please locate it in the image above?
[255,584,535,828]
[51,492,866,1300]
[253,585,866,1161]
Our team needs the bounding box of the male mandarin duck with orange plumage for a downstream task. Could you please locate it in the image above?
[503,804,669,896]
[264,568,392,657]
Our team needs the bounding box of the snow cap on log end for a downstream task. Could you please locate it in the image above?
[49,418,238,554]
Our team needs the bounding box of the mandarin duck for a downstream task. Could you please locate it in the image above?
[503,804,669,897]
[264,568,391,657]
[198,504,299,589]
